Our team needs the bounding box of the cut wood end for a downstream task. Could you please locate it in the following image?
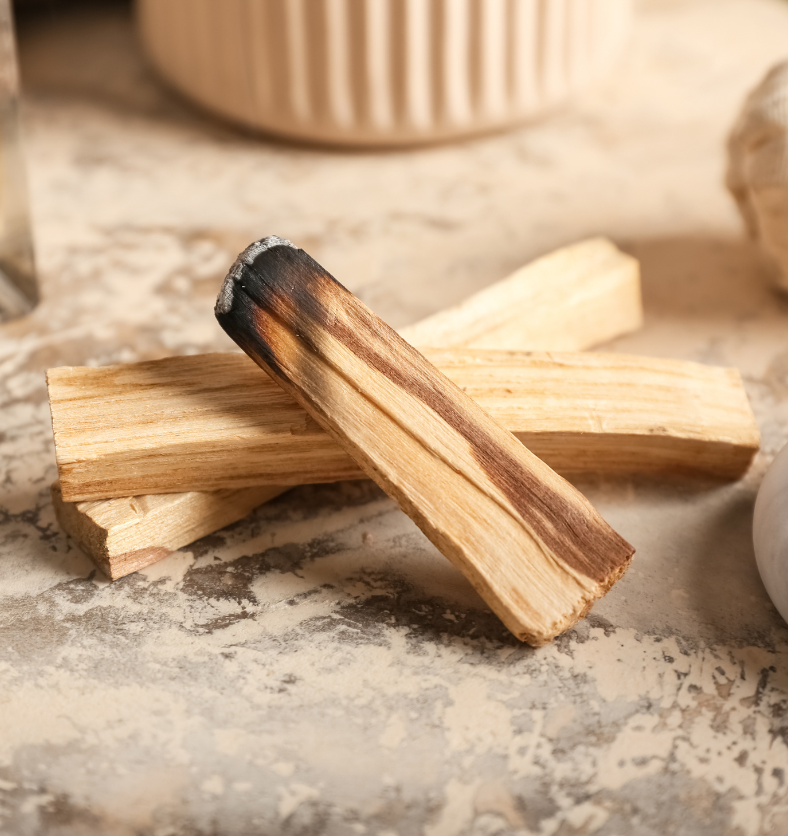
[518,550,634,646]
[215,238,636,646]
[52,480,290,580]
[52,481,167,580]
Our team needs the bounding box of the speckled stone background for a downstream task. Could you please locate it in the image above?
[4,1,788,834]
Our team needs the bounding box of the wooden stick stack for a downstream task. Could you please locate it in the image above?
[46,238,760,643]
[49,237,644,578]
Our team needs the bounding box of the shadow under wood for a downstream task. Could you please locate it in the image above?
[582,473,788,650]
[683,488,786,648]
[619,234,785,322]
[179,479,526,649]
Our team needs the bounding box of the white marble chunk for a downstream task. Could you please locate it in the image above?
[754,443,788,624]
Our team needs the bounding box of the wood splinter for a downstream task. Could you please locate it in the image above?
[215,236,636,645]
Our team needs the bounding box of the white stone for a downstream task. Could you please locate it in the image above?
[754,443,788,624]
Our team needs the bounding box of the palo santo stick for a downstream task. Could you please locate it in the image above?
[51,482,286,580]
[213,236,635,644]
[402,236,642,351]
[49,349,760,502]
[51,237,643,579]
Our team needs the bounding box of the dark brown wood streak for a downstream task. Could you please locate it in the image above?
[215,240,634,587]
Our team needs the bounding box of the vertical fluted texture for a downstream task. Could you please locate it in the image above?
[137,0,632,145]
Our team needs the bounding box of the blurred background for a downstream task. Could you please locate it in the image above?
[9,0,786,353]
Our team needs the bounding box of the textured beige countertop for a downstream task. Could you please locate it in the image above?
[3,1,788,834]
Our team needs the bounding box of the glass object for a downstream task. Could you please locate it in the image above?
[0,0,36,322]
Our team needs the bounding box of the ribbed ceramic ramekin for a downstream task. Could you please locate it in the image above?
[137,0,632,146]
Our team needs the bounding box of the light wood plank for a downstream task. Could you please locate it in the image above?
[51,482,286,580]
[48,348,759,503]
[402,236,642,351]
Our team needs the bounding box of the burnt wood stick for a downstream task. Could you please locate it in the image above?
[214,237,635,645]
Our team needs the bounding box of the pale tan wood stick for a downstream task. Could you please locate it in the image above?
[49,349,759,503]
[402,236,642,351]
[51,238,643,580]
[51,482,285,580]
[213,237,635,644]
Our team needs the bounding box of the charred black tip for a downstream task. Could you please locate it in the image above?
[215,236,297,317]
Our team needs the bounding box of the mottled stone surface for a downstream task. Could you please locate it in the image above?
[3,1,788,833]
